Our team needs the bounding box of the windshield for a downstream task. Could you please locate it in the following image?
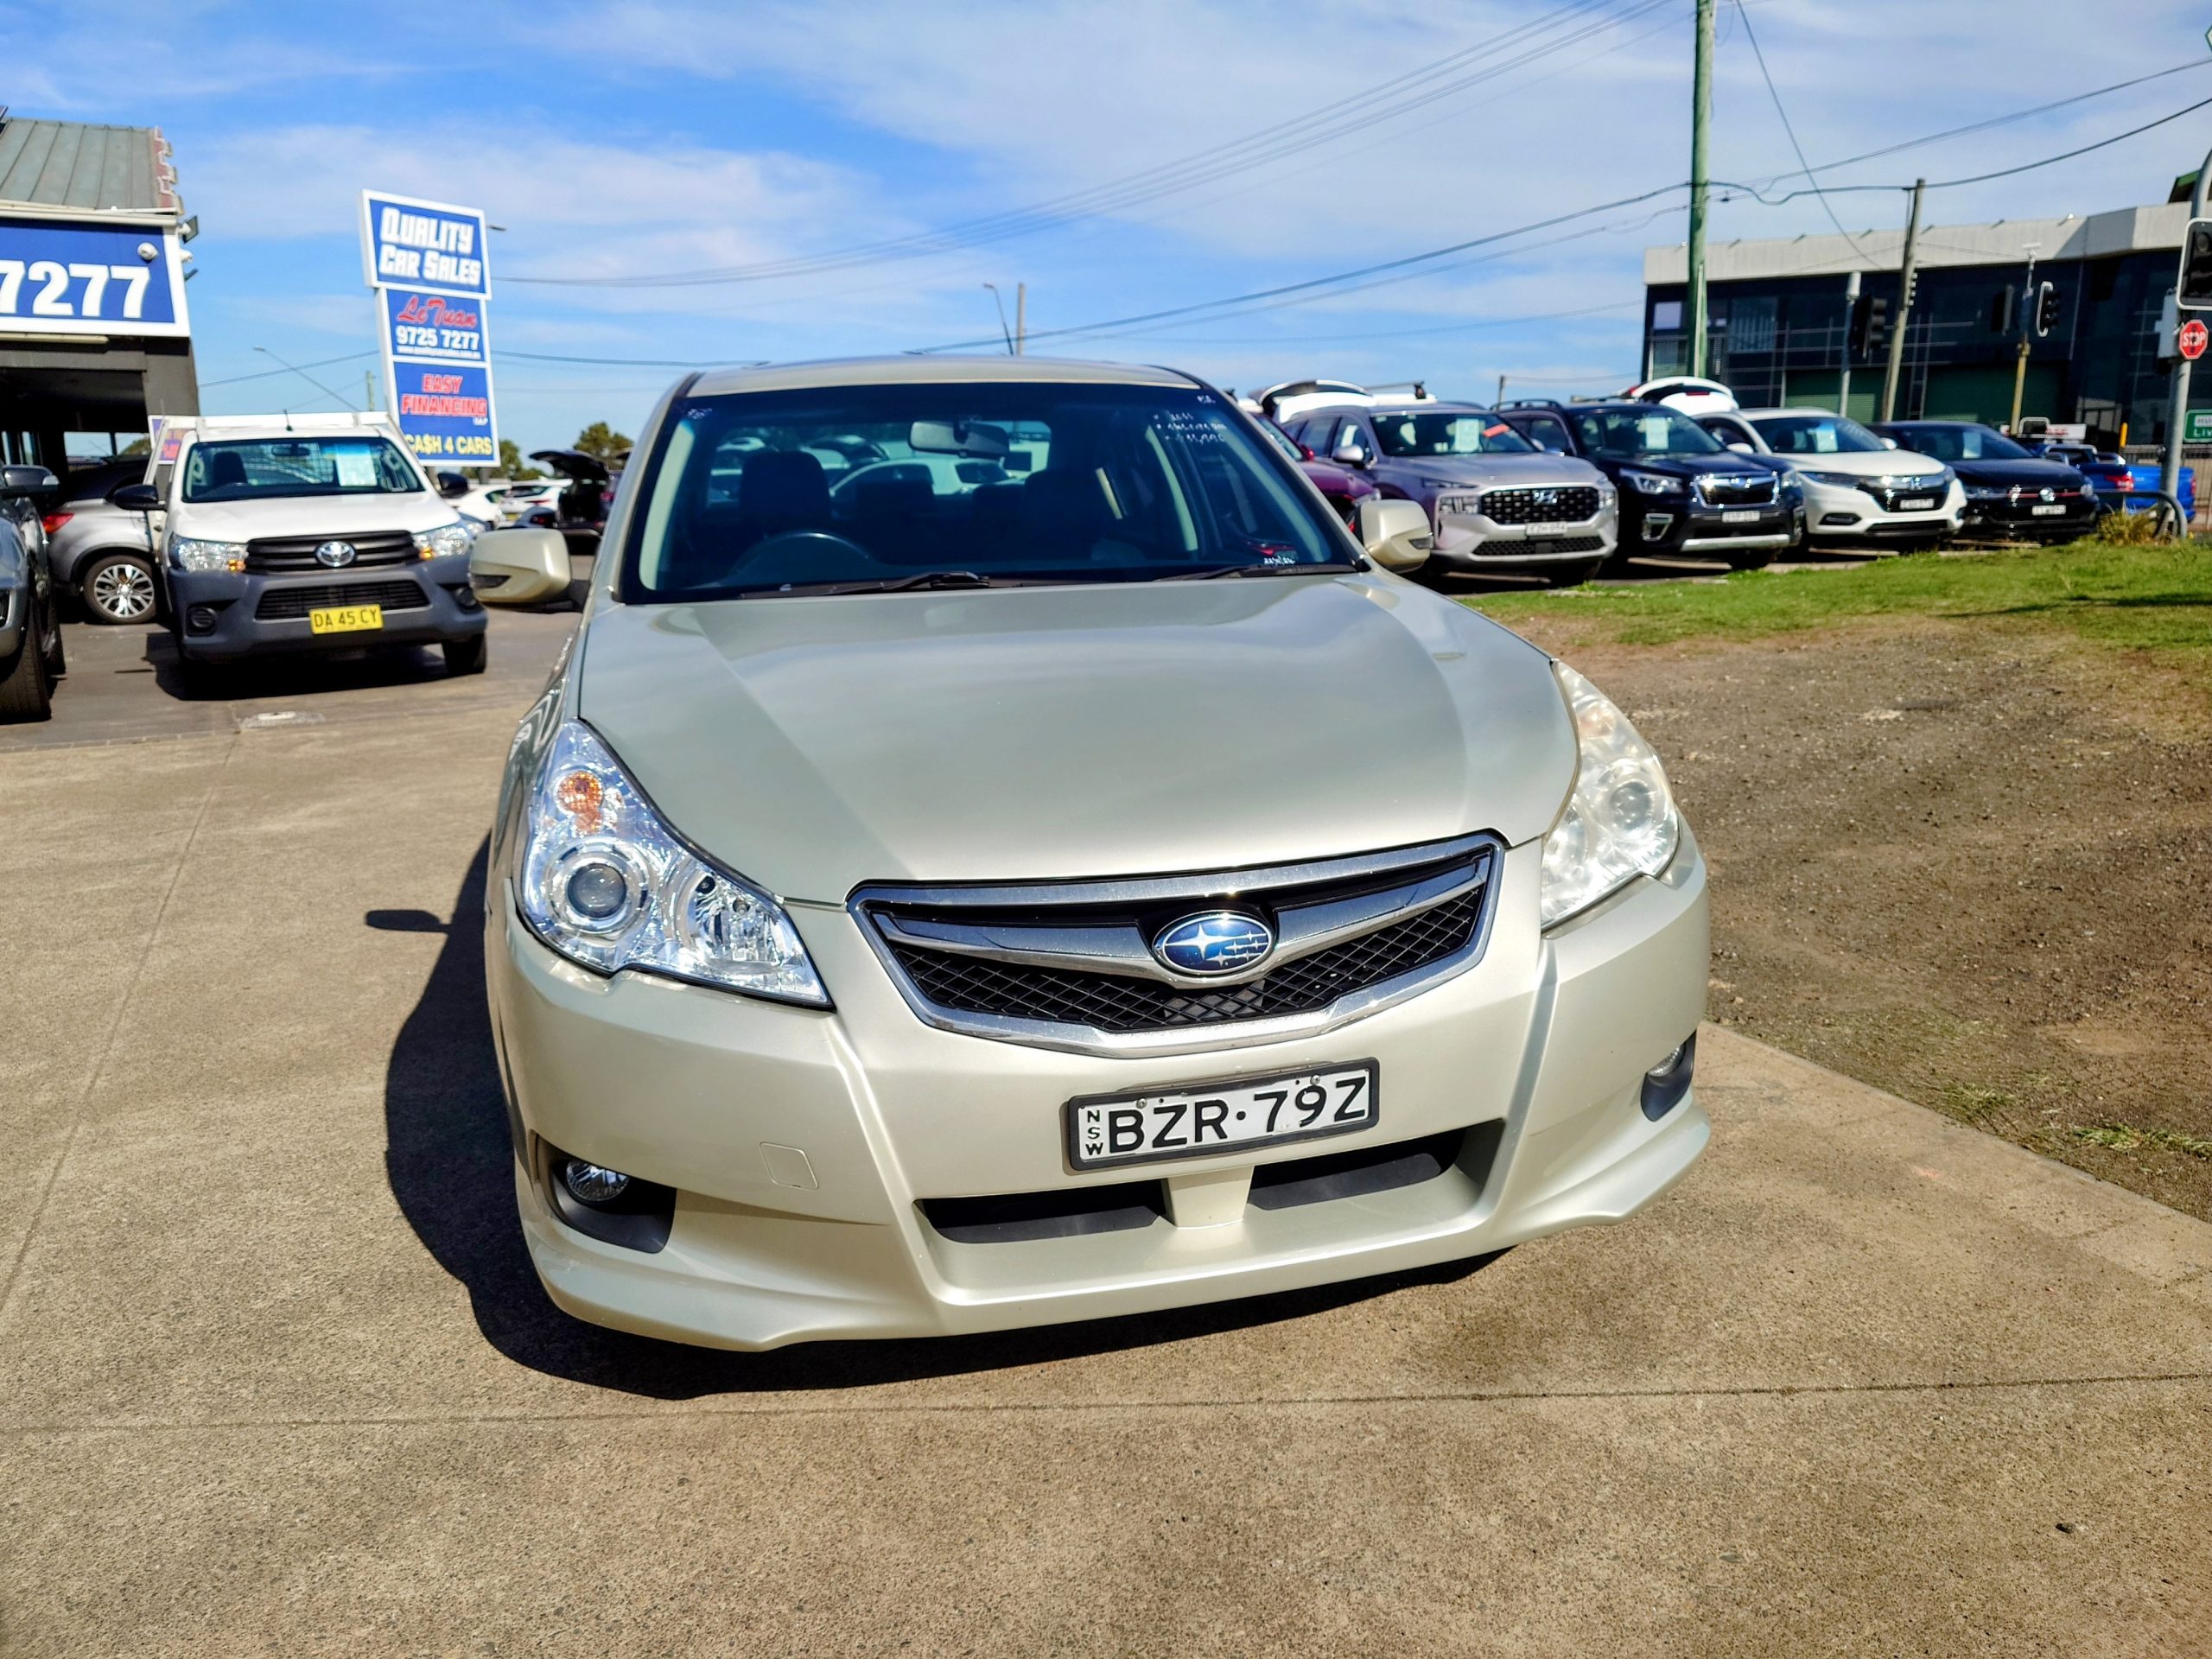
[1570,407,1724,459]
[181,437,423,504]
[1750,415,1886,455]
[1370,410,1533,458]
[1257,422,1308,462]
[625,383,1354,599]
[1891,424,2031,462]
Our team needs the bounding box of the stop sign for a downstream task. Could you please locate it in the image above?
[2182,317,2209,360]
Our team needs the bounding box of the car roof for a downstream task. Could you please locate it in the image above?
[687,354,1198,397]
[1303,401,1486,417]
[1733,407,1853,420]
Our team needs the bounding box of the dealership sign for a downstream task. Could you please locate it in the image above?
[361,191,498,464]
[0,215,191,337]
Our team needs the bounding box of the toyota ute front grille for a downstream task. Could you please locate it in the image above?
[255,578,429,620]
[1480,486,1600,524]
[245,531,418,571]
[853,836,1501,1056]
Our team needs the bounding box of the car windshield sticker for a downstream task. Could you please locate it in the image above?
[333,445,378,488]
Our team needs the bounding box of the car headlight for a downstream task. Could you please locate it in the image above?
[170,536,246,573]
[2080,479,2097,499]
[1800,470,1859,488]
[1540,664,1681,929]
[518,721,829,1006]
[413,520,474,560]
[1619,468,1683,496]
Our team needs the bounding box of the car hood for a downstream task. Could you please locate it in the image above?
[1378,453,1601,488]
[578,575,1576,899]
[170,493,447,539]
[1776,449,1948,480]
[1295,458,1373,496]
[1947,458,2088,488]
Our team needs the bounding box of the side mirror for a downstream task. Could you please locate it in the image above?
[469,527,570,606]
[1357,497,1433,573]
[1881,436,1898,449]
[0,464,59,498]
[1331,440,1370,468]
[435,469,471,499]
[1725,441,1754,454]
[108,481,162,512]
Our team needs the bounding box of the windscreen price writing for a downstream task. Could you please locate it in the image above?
[0,260,156,321]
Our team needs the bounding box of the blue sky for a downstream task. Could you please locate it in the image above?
[11,0,2212,454]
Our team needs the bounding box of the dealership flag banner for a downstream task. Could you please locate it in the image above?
[360,191,498,465]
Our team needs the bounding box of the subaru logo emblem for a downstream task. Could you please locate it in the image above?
[1152,912,1274,976]
[314,540,357,568]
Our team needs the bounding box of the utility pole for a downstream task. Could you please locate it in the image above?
[2161,147,2212,509]
[1496,372,1508,407]
[2008,245,2041,435]
[1878,178,1925,423]
[365,369,377,413]
[1838,270,1859,417]
[1015,282,1026,355]
[1686,0,1715,378]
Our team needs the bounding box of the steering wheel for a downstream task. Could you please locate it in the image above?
[734,529,882,586]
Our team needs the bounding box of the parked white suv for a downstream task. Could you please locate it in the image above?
[1696,408,1962,550]
[111,413,491,683]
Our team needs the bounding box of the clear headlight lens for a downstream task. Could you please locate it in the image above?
[1620,468,1684,496]
[518,721,829,1006]
[1540,664,1681,928]
[413,520,474,560]
[171,536,245,573]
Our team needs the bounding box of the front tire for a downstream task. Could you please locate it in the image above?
[442,632,488,676]
[0,634,52,723]
[79,552,160,624]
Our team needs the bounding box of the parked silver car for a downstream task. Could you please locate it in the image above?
[466,356,1707,1351]
[1284,403,1618,586]
[46,458,161,624]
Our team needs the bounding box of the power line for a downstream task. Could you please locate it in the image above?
[200,349,375,387]
[505,0,1669,289]
[1729,0,1877,261]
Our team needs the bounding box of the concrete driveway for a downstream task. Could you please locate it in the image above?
[3,614,2207,1656]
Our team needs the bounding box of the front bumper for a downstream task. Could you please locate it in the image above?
[1427,504,1618,569]
[1960,495,2099,538]
[168,556,486,663]
[488,834,1712,1351]
[1802,478,1965,543]
[1626,495,1800,556]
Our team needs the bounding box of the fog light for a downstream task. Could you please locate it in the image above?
[1641,513,1673,543]
[185,604,219,634]
[563,1159,632,1205]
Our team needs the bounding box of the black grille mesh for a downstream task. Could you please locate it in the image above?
[1480,486,1599,525]
[255,579,429,620]
[246,531,418,571]
[1481,534,1604,556]
[889,890,1483,1033]
[1697,475,1777,506]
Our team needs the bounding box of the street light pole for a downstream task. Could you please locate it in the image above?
[2159,147,2212,510]
[1015,282,1026,355]
[1686,0,1715,378]
[2008,246,2041,435]
[1838,270,1859,417]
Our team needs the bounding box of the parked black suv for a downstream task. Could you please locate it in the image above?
[1869,422,2096,541]
[1497,399,1802,569]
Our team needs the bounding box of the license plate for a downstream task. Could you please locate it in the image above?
[1065,1062,1377,1170]
[1897,497,1936,512]
[1721,508,1760,524]
[1523,522,1577,536]
[2031,503,2067,517]
[1435,493,1481,520]
[308,604,383,634]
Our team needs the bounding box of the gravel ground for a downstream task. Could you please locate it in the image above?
[1503,613,2212,1219]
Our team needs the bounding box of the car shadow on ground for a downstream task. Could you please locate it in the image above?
[381,842,1501,1401]
[139,625,470,702]
[1427,544,1885,594]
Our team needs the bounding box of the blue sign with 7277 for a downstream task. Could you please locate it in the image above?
[0,216,189,337]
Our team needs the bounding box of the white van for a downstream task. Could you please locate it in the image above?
[112,413,489,681]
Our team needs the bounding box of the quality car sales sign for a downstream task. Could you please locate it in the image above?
[361,190,499,464]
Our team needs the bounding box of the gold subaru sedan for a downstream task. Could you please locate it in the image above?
[467,356,1707,1351]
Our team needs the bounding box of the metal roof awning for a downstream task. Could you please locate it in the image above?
[0,110,179,218]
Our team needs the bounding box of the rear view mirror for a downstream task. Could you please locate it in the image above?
[108,481,161,512]
[469,528,570,606]
[1357,497,1433,572]
[1881,437,1898,449]
[0,464,59,498]
[1725,441,1754,454]
[1332,440,1370,467]
[910,419,1009,459]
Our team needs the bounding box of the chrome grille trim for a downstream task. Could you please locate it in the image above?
[849,834,1504,1058]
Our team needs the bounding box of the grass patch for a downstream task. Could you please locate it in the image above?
[2069,1122,2212,1160]
[1465,538,2212,659]
[1942,1084,2015,1122]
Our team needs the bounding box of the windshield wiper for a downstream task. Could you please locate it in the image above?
[1159,558,1363,581]
[739,569,1003,598]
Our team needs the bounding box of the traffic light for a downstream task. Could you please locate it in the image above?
[2034,281,2061,338]
[1850,293,1891,360]
[2179,218,2212,310]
